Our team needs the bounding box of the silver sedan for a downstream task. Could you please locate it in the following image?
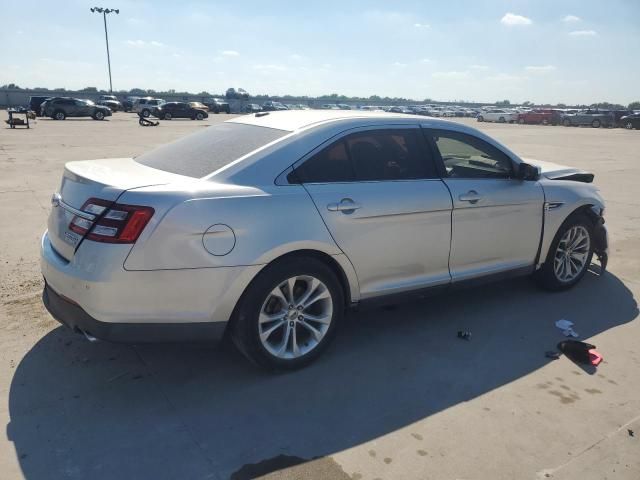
[41,111,608,369]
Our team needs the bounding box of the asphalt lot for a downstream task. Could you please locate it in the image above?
[0,111,639,480]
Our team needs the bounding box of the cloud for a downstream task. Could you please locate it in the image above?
[414,23,430,28]
[525,65,556,73]
[392,62,407,67]
[500,13,532,26]
[470,64,489,70]
[562,15,581,23]
[569,30,597,36]
[126,40,164,48]
[420,58,432,64]
[432,71,469,80]
[221,50,240,56]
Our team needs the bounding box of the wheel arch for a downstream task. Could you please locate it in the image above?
[222,248,359,339]
[537,201,602,268]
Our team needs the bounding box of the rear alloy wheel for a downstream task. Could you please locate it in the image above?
[231,257,343,370]
[625,121,633,130]
[519,118,525,124]
[499,116,506,123]
[591,119,601,128]
[535,213,594,291]
[542,119,549,125]
[142,109,150,118]
[54,111,66,120]
[195,112,204,120]
[163,112,172,120]
[94,111,105,120]
[477,116,484,122]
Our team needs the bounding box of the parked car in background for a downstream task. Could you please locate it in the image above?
[134,98,166,117]
[189,101,209,112]
[120,97,136,112]
[245,104,262,113]
[285,104,301,110]
[41,97,112,120]
[28,96,51,116]
[262,101,288,111]
[151,102,208,120]
[619,112,640,130]
[517,109,562,125]
[297,104,311,110]
[204,98,230,114]
[611,110,633,127]
[41,110,608,370]
[97,95,122,112]
[389,106,412,114]
[477,109,519,123]
[226,88,250,100]
[337,104,352,110]
[562,109,614,128]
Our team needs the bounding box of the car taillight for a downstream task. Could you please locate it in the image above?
[69,198,154,244]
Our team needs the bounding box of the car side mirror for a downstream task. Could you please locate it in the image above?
[517,162,541,181]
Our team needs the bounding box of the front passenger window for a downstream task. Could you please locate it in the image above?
[430,130,513,179]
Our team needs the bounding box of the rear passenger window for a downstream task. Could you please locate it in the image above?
[294,141,354,183]
[293,129,435,183]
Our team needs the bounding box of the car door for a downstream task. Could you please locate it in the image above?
[424,128,544,281]
[293,126,453,298]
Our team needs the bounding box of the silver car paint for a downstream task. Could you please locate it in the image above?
[41,111,606,336]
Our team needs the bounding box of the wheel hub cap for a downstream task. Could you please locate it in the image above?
[258,275,333,359]
[554,225,590,282]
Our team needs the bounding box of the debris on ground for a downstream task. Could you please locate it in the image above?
[557,340,603,366]
[628,429,634,437]
[457,331,472,341]
[555,319,579,338]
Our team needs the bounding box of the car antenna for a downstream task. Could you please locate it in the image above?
[255,112,270,117]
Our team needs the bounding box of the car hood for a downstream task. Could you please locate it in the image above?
[523,158,594,183]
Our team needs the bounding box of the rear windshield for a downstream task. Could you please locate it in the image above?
[135,123,289,178]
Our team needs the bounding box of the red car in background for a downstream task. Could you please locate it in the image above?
[517,109,562,125]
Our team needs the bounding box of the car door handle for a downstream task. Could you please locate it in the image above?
[327,198,361,214]
[458,190,481,204]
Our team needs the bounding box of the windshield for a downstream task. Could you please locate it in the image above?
[135,123,289,178]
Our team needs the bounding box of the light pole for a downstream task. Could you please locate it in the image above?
[90,7,119,92]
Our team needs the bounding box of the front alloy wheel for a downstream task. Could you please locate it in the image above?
[625,121,633,130]
[553,225,590,283]
[259,276,333,360]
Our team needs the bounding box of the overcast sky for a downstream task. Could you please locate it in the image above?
[1,0,639,104]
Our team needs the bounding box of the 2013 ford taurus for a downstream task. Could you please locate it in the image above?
[41,111,608,369]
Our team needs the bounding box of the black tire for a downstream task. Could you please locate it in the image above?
[499,116,506,123]
[624,121,633,130]
[591,119,601,128]
[93,111,105,120]
[535,213,595,291]
[213,107,219,114]
[195,112,204,120]
[163,112,172,120]
[230,256,344,370]
[224,107,230,114]
[518,118,525,124]
[53,110,66,120]
[563,118,571,127]
[477,116,484,122]
[142,109,151,118]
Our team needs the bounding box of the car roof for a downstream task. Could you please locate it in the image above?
[228,110,462,132]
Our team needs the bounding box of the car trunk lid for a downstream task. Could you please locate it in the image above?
[48,158,182,261]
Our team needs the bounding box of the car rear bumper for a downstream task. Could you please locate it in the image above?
[43,282,226,343]
[40,230,262,340]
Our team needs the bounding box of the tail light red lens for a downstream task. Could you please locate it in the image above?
[69,198,154,244]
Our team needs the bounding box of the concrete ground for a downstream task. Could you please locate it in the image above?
[0,112,638,480]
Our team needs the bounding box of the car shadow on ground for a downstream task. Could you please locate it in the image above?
[7,271,638,480]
